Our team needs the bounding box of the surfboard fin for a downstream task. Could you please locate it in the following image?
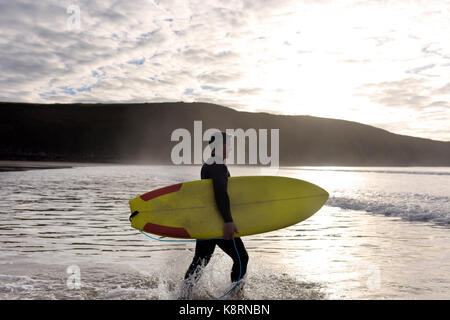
[129,210,140,221]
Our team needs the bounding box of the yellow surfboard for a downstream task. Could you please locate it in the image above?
[129,176,328,239]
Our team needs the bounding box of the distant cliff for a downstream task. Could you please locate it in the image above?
[1,102,449,166]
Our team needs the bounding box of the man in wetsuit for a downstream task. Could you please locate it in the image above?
[179,132,249,299]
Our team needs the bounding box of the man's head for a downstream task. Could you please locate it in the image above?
[209,131,231,160]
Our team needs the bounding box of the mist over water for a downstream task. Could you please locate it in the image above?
[0,165,449,299]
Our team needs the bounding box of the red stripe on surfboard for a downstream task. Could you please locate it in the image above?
[143,222,191,238]
[140,183,183,201]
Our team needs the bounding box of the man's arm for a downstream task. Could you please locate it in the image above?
[212,175,239,240]
[204,163,238,239]
[211,172,233,223]
[210,166,239,239]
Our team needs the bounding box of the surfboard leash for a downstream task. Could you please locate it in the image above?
[138,230,242,300]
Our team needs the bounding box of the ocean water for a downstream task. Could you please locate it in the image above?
[0,164,449,300]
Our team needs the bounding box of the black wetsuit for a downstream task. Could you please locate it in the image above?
[184,158,249,284]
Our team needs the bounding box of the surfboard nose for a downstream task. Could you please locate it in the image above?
[319,186,329,199]
[312,183,329,205]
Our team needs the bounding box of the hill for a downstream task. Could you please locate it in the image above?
[1,102,449,166]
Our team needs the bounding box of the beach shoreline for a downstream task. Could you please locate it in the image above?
[0,160,119,172]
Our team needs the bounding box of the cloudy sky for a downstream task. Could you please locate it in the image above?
[1,0,450,141]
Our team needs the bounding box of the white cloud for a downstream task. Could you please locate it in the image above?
[0,0,449,140]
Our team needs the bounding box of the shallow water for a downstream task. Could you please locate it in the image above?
[0,165,449,299]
